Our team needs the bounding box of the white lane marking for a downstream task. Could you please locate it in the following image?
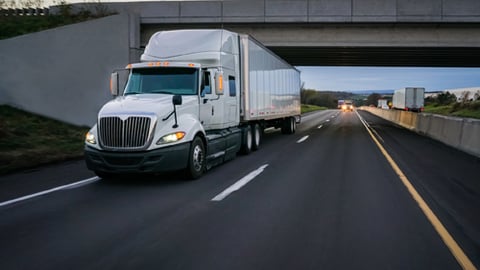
[264,127,276,134]
[326,119,330,122]
[297,135,309,143]
[0,176,100,207]
[355,111,385,143]
[212,164,269,201]
[318,125,323,129]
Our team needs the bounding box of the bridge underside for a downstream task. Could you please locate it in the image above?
[269,46,480,67]
[140,23,480,67]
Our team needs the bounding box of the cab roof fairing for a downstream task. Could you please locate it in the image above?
[141,29,239,71]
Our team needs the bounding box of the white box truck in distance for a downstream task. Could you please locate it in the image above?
[85,29,301,179]
[392,87,425,112]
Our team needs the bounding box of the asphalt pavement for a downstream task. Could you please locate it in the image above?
[0,109,478,270]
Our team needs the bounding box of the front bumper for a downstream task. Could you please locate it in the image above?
[85,142,191,174]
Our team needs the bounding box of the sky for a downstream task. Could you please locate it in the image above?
[297,66,480,93]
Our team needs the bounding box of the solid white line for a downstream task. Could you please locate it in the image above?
[0,176,100,207]
[211,164,269,201]
[355,111,385,143]
[297,135,309,143]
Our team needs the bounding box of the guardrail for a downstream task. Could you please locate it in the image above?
[360,107,480,158]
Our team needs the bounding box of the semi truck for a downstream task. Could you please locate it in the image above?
[341,100,353,112]
[392,87,425,112]
[377,99,389,109]
[84,29,301,179]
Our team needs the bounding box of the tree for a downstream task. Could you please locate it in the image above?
[301,89,317,105]
[367,93,382,106]
[437,91,457,105]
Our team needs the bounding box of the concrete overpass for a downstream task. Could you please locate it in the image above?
[93,0,480,67]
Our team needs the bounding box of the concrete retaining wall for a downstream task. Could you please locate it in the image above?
[0,14,134,127]
[361,107,480,158]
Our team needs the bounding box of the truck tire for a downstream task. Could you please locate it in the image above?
[186,136,206,179]
[241,125,252,155]
[251,123,262,151]
[281,117,296,134]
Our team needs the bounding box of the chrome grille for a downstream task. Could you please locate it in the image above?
[99,116,152,150]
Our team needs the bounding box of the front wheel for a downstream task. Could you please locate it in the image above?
[186,136,206,180]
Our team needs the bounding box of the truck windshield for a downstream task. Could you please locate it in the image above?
[124,67,198,96]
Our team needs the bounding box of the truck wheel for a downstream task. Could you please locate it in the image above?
[251,123,262,151]
[241,125,252,155]
[281,117,296,134]
[186,136,205,179]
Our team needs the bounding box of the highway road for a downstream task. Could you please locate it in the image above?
[0,109,479,270]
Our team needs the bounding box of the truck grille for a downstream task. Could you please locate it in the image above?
[99,116,153,150]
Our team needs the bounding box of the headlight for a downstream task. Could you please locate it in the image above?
[157,132,186,144]
[86,132,96,144]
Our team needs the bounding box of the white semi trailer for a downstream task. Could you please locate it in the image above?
[392,87,425,112]
[85,29,301,179]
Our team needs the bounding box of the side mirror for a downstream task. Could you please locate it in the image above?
[110,72,119,96]
[215,71,224,95]
[173,94,182,106]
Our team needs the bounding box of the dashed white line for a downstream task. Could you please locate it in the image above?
[212,164,269,201]
[318,125,323,129]
[0,176,100,207]
[297,135,309,143]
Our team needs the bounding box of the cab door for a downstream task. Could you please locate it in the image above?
[199,70,224,130]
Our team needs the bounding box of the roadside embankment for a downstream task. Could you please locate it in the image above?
[360,107,480,158]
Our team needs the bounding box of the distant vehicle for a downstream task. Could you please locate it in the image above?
[392,87,425,112]
[377,99,390,109]
[84,29,301,179]
[341,100,354,112]
[338,99,345,109]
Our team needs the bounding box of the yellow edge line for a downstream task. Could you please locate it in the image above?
[357,111,476,270]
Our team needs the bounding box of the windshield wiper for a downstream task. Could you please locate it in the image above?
[124,92,142,96]
[150,90,174,95]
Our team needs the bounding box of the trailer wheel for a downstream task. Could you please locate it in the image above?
[241,125,252,155]
[251,123,262,151]
[281,117,296,134]
[186,136,205,179]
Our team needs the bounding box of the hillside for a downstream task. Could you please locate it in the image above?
[0,105,88,174]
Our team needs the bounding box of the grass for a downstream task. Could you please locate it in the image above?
[424,103,480,119]
[0,6,114,40]
[0,105,89,175]
[301,104,327,114]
